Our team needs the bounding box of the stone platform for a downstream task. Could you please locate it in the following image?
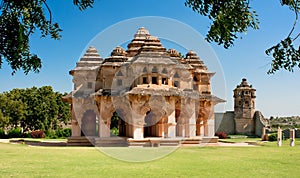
[67,136,218,147]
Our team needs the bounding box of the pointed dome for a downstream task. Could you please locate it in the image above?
[184,50,207,70]
[103,46,128,64]
[134,27,150,39]
[234,78,256,98]
[72,46,103,71]
[80,46,103,62]
[168,49,180,57]
[127,27,151,57]
[237,78,253,88]
[111,46,127,56]
[138,36,166,53]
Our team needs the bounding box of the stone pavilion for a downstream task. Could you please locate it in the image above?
[63,27,225,146]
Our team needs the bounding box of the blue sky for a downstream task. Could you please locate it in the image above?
[0,0,299,117]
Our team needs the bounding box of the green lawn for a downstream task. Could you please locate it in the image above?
[1,140,300,177]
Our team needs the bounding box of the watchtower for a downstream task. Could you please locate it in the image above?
[233,78,256,135]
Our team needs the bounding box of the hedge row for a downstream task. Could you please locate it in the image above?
[0,128,71,139]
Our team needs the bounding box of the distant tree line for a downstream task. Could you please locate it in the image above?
[0,86,71,138]
[269,116,300,130]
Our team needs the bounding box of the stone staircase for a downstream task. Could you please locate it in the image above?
[158,139,181,146]
[67,136,95,146]
[181,138,202,145]
[95,137,128,147]
[128,138,181,147]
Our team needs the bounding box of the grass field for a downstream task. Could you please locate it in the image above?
[1,140,300,177]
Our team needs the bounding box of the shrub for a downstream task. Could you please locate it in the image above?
[56,128,71,138]
[62,128,71,137]
[215,132,227,139]
[268,133,277,141]
[46,130,58,139]
[111,127,119,136]
[7,127,22,138]
[268,132,285,141]
[30,130,45,138]
[0,128,7,139]
[22,132,31,138]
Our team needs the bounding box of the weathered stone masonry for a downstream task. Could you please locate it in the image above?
[63,27,224,145]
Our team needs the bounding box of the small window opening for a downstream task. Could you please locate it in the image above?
[162,68,167,74]
[143,67,147,73]
[152,66,158,73]
[117,71,123,76]
[174,81,179,87]
[87,82,92,89]
[162,78,167,85]
[117,79,122,86]
[152,77,158,84]
[143,77,148,84]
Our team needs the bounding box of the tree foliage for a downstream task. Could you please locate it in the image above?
[185,0,299,74]
[265,0,300,74]
[0,0,299,74]
[0,0,94,74]
[0,86,70,132]
[185,0,259,48]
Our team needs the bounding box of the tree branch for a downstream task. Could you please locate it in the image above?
[42,0,52,24]
[287,0,298,38]
[294,32,300,41]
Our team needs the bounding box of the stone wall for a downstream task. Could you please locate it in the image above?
[234,117,255,135]
[254,111,268,137]
[215,111,235,134]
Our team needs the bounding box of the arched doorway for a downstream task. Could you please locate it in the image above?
[144,110,167,137]
[81,110,97,136]
[144,110,154,137]
[111,111,120,136]
[111,110,129,137]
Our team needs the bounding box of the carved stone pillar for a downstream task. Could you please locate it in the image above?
[148,75,152,84]
[277,127,282,147]
[132,111,145,139]
[290,129,295,147]
[157,123,164,137]
[99,119,110,138]
[168,78,172,87]
[180,98,196,138]
[204,119,208,136]
[129,94,150,140]
[71,105,81,136]
[177,122,185,137]
[98,96,114,138]
[158,76,162,85]
[196,117,205,136]
[203,101,214,137]
[188,110,196,137]
[167,111,176,138]
[126,124,132,138]
[199,121,205,136]
[166,96,176,138]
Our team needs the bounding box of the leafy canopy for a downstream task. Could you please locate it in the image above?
[185,0,259,48]
[185,0,299,74]
[0,0,94,74]
[0,0,299,74]
[0,86,70,132]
